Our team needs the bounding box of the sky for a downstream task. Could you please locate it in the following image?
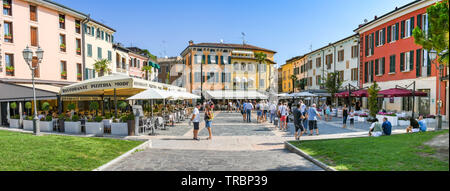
[53,0,413,67]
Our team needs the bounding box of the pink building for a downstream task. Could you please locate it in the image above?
[1,0,87,84]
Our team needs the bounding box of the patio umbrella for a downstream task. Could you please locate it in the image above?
[378,88,428,98]
[291,92,318,97]
[335,89,368,98]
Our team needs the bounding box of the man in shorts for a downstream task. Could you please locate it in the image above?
[307,104,322,136]
[190,103,202,141]
[279,102,289,131]
[293,103,305,140]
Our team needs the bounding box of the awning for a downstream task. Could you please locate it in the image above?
[60,73,185,96]
[378,88,428,98]
[289,92,318,97]
[127,88,174,100]
[148,61,156,67]
[335,89,368,98]
[204,90,268,100]
[155,64,160,69]
[0,82,59,102]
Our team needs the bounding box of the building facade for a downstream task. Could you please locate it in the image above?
[355,0,447,118]
[181,41,277,97]
[280,61,293,93]
[83,19,115,80]
[157,56,185,87]
[286,55,307,92]
[302,34,360,92]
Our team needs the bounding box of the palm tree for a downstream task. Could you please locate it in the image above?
[290,75,298,93]
[94,59,112,77]
[254,52,267,91]
[142,65,153,80]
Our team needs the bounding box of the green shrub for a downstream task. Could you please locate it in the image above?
[26,116,34,120]
[41,102,50,112]
[126,113,135,121]
[105,113,112,119]
[11,115,20,119]
[71,115,80,122]
[58,114,66,120]
[67,103,76,111]
[94,116,103,123]
[25,102,32,110]
[89,102,99,111]
[45,115,53,122]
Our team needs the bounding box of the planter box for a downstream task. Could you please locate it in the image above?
[357,117,367,122]
[23,120,34,131]
[376,115,398,126]
[40,121,54,132]
[425,118,436,124]
[85,122,104,136]
[111,123,128,136]
[64,121,81,134]
[398,120,410,126]
[9,119,20,129]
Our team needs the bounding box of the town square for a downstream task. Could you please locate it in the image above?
[0,0,448,174]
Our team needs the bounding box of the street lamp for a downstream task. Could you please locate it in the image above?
[22,46,44,136]
[429,49,443,131]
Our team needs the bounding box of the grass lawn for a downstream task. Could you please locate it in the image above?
[290,130,449,171]
[0,130,142,171]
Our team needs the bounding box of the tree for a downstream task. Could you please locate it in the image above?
[118,101,128,113]
[321,72,343,105]
[142,65,153,80]
[94,59,112,77]
[25,102,32,115]
[10,102,17,116]
[413,0,449,66]
[290,75,298,92]
[89,102,100,116]
[368,81,381,118]
[254,52,268,90]
[141,49,157,61]
[41,102,50,115]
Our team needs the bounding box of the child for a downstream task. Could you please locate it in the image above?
[349,109,355,128]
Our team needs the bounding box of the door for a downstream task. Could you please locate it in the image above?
[418,89,431,116]
[1,102,8,126]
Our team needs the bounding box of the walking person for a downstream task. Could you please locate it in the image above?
[204,104,214,140]
[279,102,289,131]
[342,105,348,129]
[190,103,201,141]
[263,101,269,122]
[307,104,322,136]
[293,103,305,141]
[269,101,277,123]
[242,100,247,122]
[349,109,355,128]
[256,101,262,123]
[245,100,254,123]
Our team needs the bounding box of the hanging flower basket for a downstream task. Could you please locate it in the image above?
[4,34,12,40]
[61,72,67,77]
[3,3,11,9]
[59,18,65,23]
[76,48,81,53]
[5,66,14,73]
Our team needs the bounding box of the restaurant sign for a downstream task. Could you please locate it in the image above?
[61,79,133,95]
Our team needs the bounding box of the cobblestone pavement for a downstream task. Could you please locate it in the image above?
[103,112,322,171]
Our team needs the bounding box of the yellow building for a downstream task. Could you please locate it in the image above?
[281,62,294,93]
[180,41,277,98]
[286,55,307,92]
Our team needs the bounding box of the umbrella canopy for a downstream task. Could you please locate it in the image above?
[378,88,428,98]
[127,88,174,100]
[173,91,201,100]
[335,89,368,98]
[290,92,318,97]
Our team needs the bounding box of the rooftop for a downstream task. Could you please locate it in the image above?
[182,41,277,55]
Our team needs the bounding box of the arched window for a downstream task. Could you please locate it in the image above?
[241,63,246,71]
[234,62,239,70]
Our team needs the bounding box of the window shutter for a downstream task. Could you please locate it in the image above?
[220,56,223,65]
[371,33,375,55]
[101,31,104,40]
[207,55,211,64]
[375,31,379,46]
[91,27,95,36]
[215,55,218,65]
[395,23,399,40]
[416,49,421,77]
[410,50,414,71]
[387,26,391,42]
[382,57,386,75]
[382,28,386,45]
[202,55,205,64]
[93,69,96,78]
[410,17,415,36]
[228,57,231,65]
[364,62,368,83]
[85,68,88,80]
[401,20,405,38]
[365,35,369,56]
[375,59,379,75]
[417,14,422,29]
[427,52,431,76]
[84,24,87,33]
[400,52,405,72]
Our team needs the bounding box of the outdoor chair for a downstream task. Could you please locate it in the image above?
[156,117,165,130]
[144,118,155,135]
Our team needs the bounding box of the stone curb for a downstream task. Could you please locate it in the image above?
[93,139,152,171]
[284,141,337,171]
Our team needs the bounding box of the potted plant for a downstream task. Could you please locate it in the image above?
[111,115,128,136]
[126,113,136,136]
[358,113,368,122]
[4,33,12,40]
[77,73,82,79]
[40,115,54,132]
[59,17,65,23]
[76,48,81,54]
[3,1,11,8]
[60,43,66,50]
[23,116,34,131]
[89,102,99,116]
[61,71,67,78]
[9,102,21,128]
[376,112,398,126]
[398,116,411,126]
[85,116,104,136]
[118,101,127,114]
[75,23,81,28]
[5,66,14,73]
[64,115,81,134]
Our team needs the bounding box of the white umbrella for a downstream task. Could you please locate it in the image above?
[291,92,318,97]
[127,88,173,100]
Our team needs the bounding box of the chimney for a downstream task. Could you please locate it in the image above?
[374,15,378,20]
[189,40,194,46]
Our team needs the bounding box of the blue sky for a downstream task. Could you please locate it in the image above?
[54,0,413,66]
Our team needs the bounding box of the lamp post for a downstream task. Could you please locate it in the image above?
[429,49,442,131]
[22,46,44,136]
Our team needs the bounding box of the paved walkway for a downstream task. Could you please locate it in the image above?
[103,112,322,171]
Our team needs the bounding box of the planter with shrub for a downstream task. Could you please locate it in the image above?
[398,117,411,126]
[85,116,104,136]
[111,117,128,136]
[23,116,34,131]
[40,116,54,132]
[64,115,81,134]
